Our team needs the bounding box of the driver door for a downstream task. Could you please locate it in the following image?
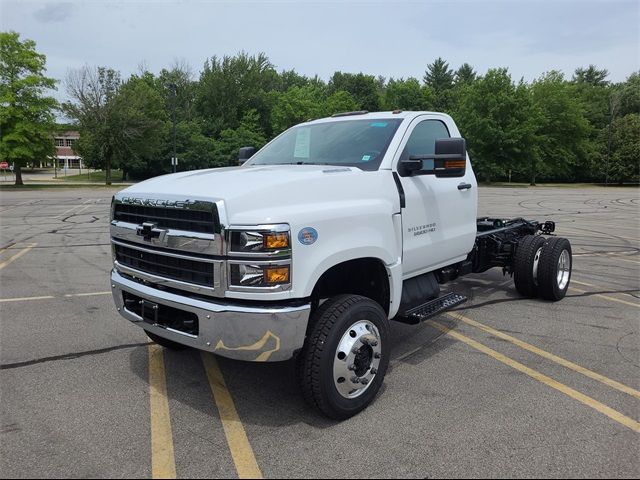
[395,116,477,278]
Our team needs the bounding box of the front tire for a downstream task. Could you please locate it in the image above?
[297,294,390,420]
[537,237,572,301]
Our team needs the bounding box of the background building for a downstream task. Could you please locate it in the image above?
[53,131,83,170]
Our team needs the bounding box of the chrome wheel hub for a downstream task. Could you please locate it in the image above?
[333,320,382,399]
[557,249,571,290]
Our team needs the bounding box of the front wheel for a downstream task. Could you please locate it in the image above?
[537,237,572,301]
[297,294,390,420]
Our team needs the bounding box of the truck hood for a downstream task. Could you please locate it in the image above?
[117,165,398,225]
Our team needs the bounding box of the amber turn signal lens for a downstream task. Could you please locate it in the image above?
[264,233,289,249]
[445,160,466,169]
[264,266,290,284]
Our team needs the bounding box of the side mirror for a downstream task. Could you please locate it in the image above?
[399,137,467,177]
[238,146,257,165]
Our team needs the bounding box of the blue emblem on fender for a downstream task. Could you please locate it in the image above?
[298,227,318,245]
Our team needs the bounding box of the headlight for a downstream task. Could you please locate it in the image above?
[229,263,290,288]
[227,224,292,291]
[229,224,290,254]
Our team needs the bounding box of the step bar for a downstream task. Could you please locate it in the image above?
[395,292,467,325]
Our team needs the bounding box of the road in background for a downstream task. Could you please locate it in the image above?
[1,186,638,478]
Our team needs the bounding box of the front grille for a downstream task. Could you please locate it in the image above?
[115,244,214,287]
[113,203,218,234]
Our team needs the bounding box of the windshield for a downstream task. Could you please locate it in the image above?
[246,118,403,171]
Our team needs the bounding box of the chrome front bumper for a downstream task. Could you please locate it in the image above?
[111,270,310,362]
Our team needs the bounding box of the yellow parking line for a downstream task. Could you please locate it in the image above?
[427,320,640,433]
[446,311,640,400]
[0,295,55,303]
[0,243,37,270]
[201,353,262,479]
[569,286,640,308]
[148,345,177,479]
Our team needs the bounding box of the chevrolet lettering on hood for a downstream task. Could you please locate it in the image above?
[120,197,199,209]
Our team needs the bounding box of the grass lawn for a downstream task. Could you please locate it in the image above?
[60,170,125,182]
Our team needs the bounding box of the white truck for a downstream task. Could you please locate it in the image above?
[110,111,572,419]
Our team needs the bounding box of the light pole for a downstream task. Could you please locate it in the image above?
[167,82,178,173]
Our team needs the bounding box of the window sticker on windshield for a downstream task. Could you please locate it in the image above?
[294,127,311,158]
[370,122,388,128]
[362,155,372,161]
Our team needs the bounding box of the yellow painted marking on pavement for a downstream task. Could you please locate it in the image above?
[64,291,111,298]
[148,344,177,479]
[427,320,640,433]
[446,311,640,400]
[0,243,37,270]
[0,295,55,303]
[201,353,262,479]
[569,286,640,308]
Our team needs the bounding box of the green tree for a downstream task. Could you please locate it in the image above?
[0,31,58,185]
[383,77,433,111]
[323,90,359,116]
[156,60,197,122]
[617,71,640,117]
[604,113,640,184]
[153,119,215,173]
[572,65,609,87]
[454,63,477,86]
[195,52,278,136]
[65,67,167,184]
[270,85,325,133]
[328,72,382,112]
[213,110,267,166]
[423,57,454,111]
[453,68,537,182]
[114,73,168,180]
[529,71,590,184]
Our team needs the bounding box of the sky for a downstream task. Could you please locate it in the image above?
[2,0,639,102]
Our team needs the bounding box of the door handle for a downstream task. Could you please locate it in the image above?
[458,182,472,191]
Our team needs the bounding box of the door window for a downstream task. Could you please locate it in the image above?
[400,120,450,166]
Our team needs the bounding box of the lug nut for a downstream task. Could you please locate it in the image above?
[348,364,356,371]
[360,378,370,385]
[350,376,360,384]
[370,368,377,375]
[374,352,381,359]
[360,335,378,347]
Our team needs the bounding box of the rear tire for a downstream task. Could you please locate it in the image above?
[513,235,546,297]
[537,237,572,301]
[296,294,390,420]
[146,330,188,350]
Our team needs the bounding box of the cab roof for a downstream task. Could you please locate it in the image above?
[304,110,451,125]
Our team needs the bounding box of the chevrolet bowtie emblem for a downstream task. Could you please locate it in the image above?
[136,222,163,242]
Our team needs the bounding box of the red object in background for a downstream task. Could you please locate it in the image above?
[0,162,8,169]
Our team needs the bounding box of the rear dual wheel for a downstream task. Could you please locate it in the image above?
[514,235,572,301]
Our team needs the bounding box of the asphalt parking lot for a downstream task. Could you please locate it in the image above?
[1,186,638,478]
